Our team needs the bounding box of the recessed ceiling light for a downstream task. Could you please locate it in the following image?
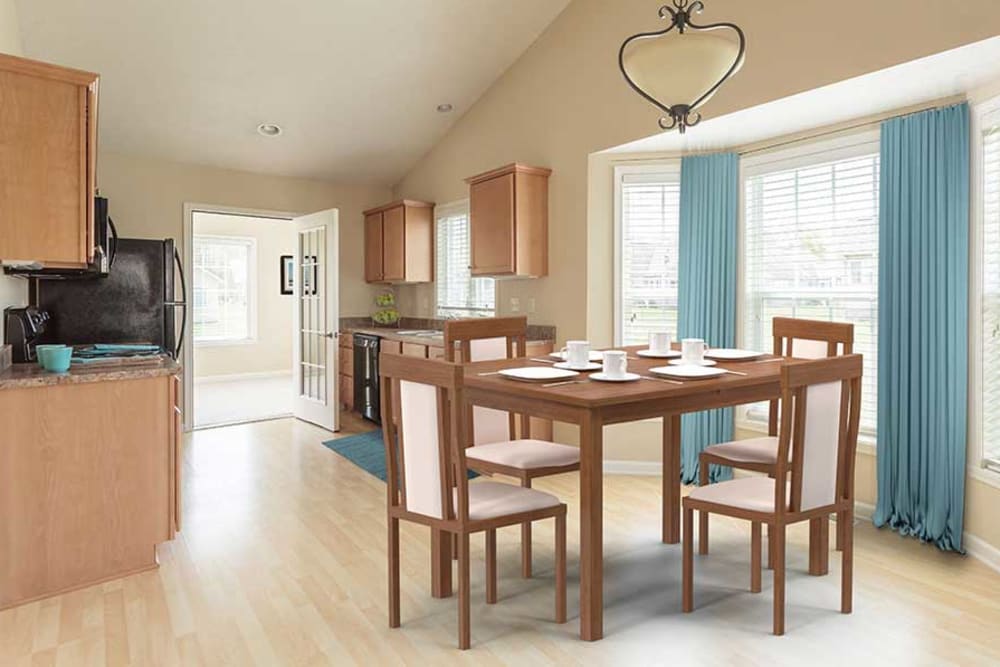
[436,104,453,113]
[257,123,283,137]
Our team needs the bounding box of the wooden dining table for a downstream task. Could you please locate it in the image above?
[430,345,789,641]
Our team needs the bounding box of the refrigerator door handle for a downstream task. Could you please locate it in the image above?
[171,246,187,359]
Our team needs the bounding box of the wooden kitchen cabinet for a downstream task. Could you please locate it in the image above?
[338,332,354,410]
[0,54,99,267]
[362,200,434,283]
[466,163,551,278]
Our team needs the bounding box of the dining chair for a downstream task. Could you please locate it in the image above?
[380,352,567,650]
[698,317,854,569]
[443,316,580,578]
[682,354,863,635]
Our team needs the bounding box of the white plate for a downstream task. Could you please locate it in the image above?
[636,349,682,359]
[649,365,727,380]
[589,372,641,383]
[554,361,602,371]
[667,358,717,366]
[498,367,579,382]
[704,348,764,361]
[550,350,604,362]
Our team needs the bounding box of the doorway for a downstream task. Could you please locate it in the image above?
[189,209,295,428]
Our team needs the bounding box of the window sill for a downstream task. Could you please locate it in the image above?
[969,465,1000,490]
[194,338,258,348]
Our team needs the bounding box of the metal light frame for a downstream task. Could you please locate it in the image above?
[619,0,746,133]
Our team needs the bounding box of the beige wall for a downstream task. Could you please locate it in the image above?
[0,0,26,316]
[97,152,391,318]
[191,212,294,378]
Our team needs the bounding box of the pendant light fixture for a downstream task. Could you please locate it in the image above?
[619,0,746,133]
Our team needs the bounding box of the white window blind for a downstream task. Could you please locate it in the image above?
[436,203,495,318]
[981,119,1000,468]
[193,235,256,343]
[742,134,880,434]
[615,165,681,346]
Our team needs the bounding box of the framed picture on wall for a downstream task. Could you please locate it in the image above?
[280,255,294,295]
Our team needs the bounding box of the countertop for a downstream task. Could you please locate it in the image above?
[342,327,554,348]
[0,356,182,390]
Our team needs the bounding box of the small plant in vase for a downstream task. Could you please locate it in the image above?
[373,292,399,327]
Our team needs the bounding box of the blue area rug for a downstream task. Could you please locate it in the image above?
[323,429,477,482]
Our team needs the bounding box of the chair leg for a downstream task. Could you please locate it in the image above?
[451,533,458,561]
[772,523,786,636]
[457,532,471,650]
[698,461,710,555]
[555,512,567,624]
[388,517,400,628]
[809,517,829,576]
[682,506,694,613]
[750,521,762,593]
[841,509,854,614]
[835,512,846,551]
[521,477,533,578]
[767,525,775,570]
[485,529,497,604]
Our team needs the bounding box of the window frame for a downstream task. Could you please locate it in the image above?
[736,129,881,442]
[434,199,496,319]
[192,234,259,347]
[971,94,1000,481]
[613,161,682,346]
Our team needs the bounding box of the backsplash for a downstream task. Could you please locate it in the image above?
[340,316,556,342]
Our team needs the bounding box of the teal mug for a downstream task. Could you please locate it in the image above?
[40,346,73,373]
[35,344,66,368]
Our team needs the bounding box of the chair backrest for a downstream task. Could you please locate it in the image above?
[767,317,855,436]
[444,317,529,445]
[379,352,470,524]
[773,355,863,516]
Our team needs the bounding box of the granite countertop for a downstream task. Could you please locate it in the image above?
[0,356,182,390]
[342,326,554,348]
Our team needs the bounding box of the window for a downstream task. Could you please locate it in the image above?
[193,235,256,343]
[436,202,495,318]
[614,164,681,346]
[979,104,1000,471]
[741,132,880,435]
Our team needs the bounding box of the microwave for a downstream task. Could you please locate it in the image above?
[3,196,118,280]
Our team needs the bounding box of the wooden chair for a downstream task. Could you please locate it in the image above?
[683,354,863,635]
[443,316,580,578]
[380,352,567,650]
[698,317,854,570]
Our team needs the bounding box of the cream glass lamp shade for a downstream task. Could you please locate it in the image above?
[621,31,741,112]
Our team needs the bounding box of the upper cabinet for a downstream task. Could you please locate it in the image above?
[466,163,550,278]
[363,200,434,284]
[0,54,99,267]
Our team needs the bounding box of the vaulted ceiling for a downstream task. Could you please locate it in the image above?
[16,0,571,184]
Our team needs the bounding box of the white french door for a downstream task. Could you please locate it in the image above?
[292,209,339,431]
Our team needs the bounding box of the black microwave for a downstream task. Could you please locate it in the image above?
[3,196,118,280]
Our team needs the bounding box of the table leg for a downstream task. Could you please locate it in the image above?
[579,413,604,641]
[662,414,681,544]
[431,528,452,598]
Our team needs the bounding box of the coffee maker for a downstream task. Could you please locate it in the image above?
[3,306,51,363]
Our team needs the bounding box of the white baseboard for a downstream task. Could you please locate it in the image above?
[602,463,1000,575]
[195,371,291,384]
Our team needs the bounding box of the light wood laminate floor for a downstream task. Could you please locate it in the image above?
[2,414,999,666]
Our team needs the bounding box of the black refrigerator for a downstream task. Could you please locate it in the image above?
[31,238,187,359]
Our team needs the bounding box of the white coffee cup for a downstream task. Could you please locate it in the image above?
[561,340,591,368]
[649,332,672,354]
[681,338,709,364]
[602,350,628,378]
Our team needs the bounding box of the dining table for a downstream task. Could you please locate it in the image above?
[430,345,794,641]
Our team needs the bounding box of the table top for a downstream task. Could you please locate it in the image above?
[462,346,794,409]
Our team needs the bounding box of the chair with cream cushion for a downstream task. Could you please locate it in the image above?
[698,317,854,569]
[444,316,580,578]
[380,352,567,650]
[683,354,863,635]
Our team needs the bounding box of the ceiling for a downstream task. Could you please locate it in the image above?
[16,0,570,185]
[605,36,1000,155]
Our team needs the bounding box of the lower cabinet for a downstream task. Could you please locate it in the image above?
[339,333,354,411]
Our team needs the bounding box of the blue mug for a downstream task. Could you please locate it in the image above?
[35,344,66,368]
[41,346,73,373]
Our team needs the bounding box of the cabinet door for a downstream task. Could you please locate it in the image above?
[364,212,384,282]
[401,343,428,358]
[470,173,516,275]
[0,59,97,267]
[381,205,406,282]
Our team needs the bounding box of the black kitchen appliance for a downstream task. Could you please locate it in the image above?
[354,333,381,424]
[2,306,51,363]
[4,196,118,279]
[31,238,187,359]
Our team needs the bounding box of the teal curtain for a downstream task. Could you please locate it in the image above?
[874,103,969,552]
[678,153,739,484]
